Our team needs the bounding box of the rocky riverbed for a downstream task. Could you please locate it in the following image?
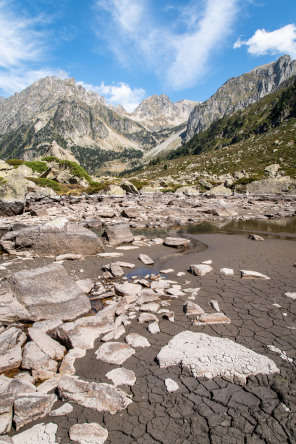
[0,193,295,443]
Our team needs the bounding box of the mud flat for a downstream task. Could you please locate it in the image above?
[0,212,295,443]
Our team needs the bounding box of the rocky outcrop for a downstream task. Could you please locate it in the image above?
[0,263,91,322]
[246,176,296,194]
[184,55,296,141]
[0,217,104,255]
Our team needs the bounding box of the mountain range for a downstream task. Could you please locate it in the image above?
[0,55,295,175]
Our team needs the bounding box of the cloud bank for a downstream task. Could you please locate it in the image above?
[95,0,239,90]
[234,24,296,59]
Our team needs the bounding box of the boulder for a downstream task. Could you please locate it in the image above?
[120,181,139,194]
[28,328,66,361]
[102,223,134,246]
[58,375,132,414]
[0,328,26,374]
[175,186,199,196]
[13,393,56,430]
[157,331,279,385]
[206,185,232,196]
[264,164,280,177]
[21,342,58,381]
[0,217,104,255]
[0,263,91,322]
[69,423,108,444]
[246,176,296,194]
[140,186,159,194]
[0,171,28,216]
[105,185,126,196]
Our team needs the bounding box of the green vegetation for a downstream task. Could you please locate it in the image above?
[128,178,150,190]
[27,177,62,193]
[6,159,48,173]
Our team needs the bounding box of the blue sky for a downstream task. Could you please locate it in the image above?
[0,0,296,111]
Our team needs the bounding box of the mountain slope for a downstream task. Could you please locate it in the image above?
[128,76,296,182]
[184,55,296,142]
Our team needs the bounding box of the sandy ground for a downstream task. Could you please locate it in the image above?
[2,228,296,443]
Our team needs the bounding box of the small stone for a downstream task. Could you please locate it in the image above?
[248,234,264,241]
[69,423,108,444]
[188,264,212,276]
[210,300,220,312]
[55,253,84,261]
[125,333,150,348]
[220,268,234,276]
[160,269,174,274]
[148,321,160,334]
[165,378,179,392]
[285,292,296,300]
[194,312,231,325]
[184,301,205,315]
[110,263,124,277]
[49,402,73,416]
[177,272,186,277]
[240,270,270,280]
[138,313,158,323]
[140,303,160,313]
[139,254,154,265]
[201,260,212,265]
[105,368,136,386]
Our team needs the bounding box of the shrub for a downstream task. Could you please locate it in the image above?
[27,177,62,193]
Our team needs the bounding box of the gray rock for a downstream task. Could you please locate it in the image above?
[206,185,232,196]
[110,263,124,277]
[165,378,179,392]
[148,321,160,334]
[240,270,270,280]
[69,423,108,444]
[184,301,205,315]
[0,395,14,434]
[246,176,296,194]
[105,368,136,386]
[0,263,91,322]
[120,181,139,194]
[21,342,58,381]
[102,223,134,246]
[13,393,57,430]
[114,282,141,297]
[0,217,104,256]
[95,342,135,365]
[248,234,264,241]
[188,264,212,276]
[0,328,26,374]
[28,328,66,361]
[125,333,151,348]
[157,331,279,385]
[194,312,231,325]
[164,237,190,248]
[139,254,154,265]
[58,375,132,414]
[49,402,73,416]
[59,348,86,375]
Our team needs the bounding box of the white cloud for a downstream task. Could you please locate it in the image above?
[0,1,44,69]
[0,2,68,97]
[0,68,68,95]
[234,24,296,58]
[78,80,145,112]
[95,0,239,90]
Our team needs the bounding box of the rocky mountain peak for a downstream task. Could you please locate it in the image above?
[131,94,198,131]
[184,55,296,142]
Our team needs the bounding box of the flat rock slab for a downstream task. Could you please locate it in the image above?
[95,342,135,365]
[98,252,124,258]
[105,368,136,386]
[139,254,154,265]
[12,422,58,444]
[114,282,141,297]
[157,331,279,385]
[188,264,213,276]
[69,423,108,444]
[58,375,132,414]
[125,333,151,348]
[28,328,66,361]
[1,263,91,322]
[240,270,270,280]
[103,223,134,246]
[194,312,231,325]
[164,237,190,248]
